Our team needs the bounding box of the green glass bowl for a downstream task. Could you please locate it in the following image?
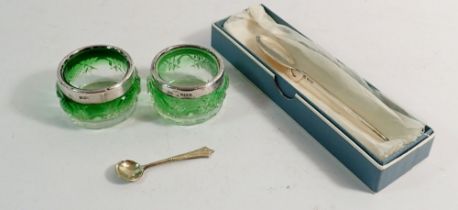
[56,45,140,128]
[148,45,228,125]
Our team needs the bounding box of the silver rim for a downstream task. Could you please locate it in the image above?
[150,44,225,99]
[57,45,136,104]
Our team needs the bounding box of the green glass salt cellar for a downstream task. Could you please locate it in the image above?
[148,44,228,125]
[56,45,141,128]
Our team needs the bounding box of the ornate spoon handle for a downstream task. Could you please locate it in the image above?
[143,147,214,170]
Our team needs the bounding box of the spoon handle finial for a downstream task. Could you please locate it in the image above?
[143,147,214,170]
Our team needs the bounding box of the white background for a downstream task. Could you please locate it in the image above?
[0,0,457,209]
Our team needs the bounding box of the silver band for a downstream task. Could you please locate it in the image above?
[150,44,225,99]
[57,45,136,104]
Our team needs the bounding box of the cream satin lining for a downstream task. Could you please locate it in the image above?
[223,5,425,161]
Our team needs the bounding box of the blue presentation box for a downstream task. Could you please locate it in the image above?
[211,5,435,192]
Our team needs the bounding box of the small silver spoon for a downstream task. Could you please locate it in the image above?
[115,146,214,182]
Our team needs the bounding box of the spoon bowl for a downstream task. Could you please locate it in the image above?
[256,35,295,66]
[256,35,304,81]
[115,160,144,182]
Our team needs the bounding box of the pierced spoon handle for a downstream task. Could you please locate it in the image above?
[143,147,214,169]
